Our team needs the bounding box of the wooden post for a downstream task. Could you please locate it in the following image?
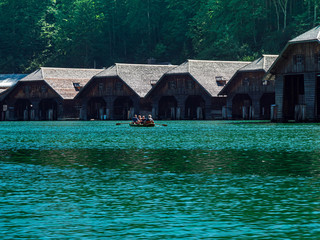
[24,109,28,121]
[171,107,175,119]
[222,106,227,119]
[152,107,156,119]
[271,104,277,122]
[196,107,203,120]
[106,109,110,120]
[176,107,181,120]
[48,109,53,121]
[295,104,306,122]
[242,106,247,119]
[99,107,104,120]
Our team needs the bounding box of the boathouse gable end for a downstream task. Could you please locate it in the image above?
[6,81,60,101]
[270,42,320,75]
[267,26,320,122]
[77,63,177,120]
[79,76,137,98]
[146,60,249,120]
[1,67,102,121]
[219,55,278,120]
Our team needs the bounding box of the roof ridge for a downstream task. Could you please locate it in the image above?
[187,59,251,64]
[114,63,176,67]
[317,28,320,40]
[262,54,279,57]
[40,67,102,71]
[40,68,45,79]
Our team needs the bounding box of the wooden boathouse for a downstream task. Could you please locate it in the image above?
[76,63,176,120]
[145,60,250,120]
[219,55,278,120]
[0,74,27,120]
[1,67,102,121]
[266,26,320,122]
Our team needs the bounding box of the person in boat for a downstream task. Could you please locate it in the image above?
[141,115,147,124]
[146,114,154,123]
[135,115,142,124]
[131,114,139,124]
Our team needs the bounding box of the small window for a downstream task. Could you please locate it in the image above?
[316,52,320,69]
[216,76,226,86]
[242,78,250,86]
[73,83,81,91]
[262,80,270,86]
[98,82,104,92]
[23,85,30,94]
[186,80,195,89]
[150,80,157,86]
[41,85,47,93]
[294,54,304,72]
[115,82,123,91]
[168,80,177,89]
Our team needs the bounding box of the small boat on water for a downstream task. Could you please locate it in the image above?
[129,122,155,127]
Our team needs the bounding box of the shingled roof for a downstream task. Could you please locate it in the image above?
[219,55,278,95]
[268,26,320,75]
[147,60,250,97]
[0,74,27,100]
[19,67,103,99]
[238,55,278,72]
[289,25,320,43]
[92,63,177,97]
[0,74,27,88]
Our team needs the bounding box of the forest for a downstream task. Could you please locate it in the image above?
[0,0,319,73]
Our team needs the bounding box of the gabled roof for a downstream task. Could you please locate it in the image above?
[219,55,278,95]
[268,26,320,75]
[92,63,177,97]
[19,67,103,99]
[0,74,28,100]
[289,25,320,43]
[238,55,278,72]
[0,74,27,88]
[147,59,250,97]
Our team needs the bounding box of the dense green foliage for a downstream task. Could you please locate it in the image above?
[0,0,319,73]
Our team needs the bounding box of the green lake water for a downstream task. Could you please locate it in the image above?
[0,121,320,239]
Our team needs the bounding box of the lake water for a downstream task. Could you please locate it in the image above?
[0,121,320,239]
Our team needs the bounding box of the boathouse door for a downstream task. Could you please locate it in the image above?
[39,99,58,120]
[14,99,32,121]
[87,97,106,120]
[316,75,320,120]
[113,96,133,120]
[260,93,275,120]
[158,96,177,120]
[185,95,205,120]
[283,75,304,120]
[232,94,252,119]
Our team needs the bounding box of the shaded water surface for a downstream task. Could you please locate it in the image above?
[0,121,320,239]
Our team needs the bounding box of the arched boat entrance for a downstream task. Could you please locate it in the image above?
[185,95,205,120]
[14,99,32,121]
[87,97,106,120]
[39,99,58,120]
[232,94,252,119]
[158,96,177,119]
[260,93,275,120]
[113,96,133,120]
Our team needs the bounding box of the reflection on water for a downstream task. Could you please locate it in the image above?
[0,121,320,239]
[2,148,320,176]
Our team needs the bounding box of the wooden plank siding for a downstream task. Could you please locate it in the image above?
[271,41,320,121]
[219,55,278,120]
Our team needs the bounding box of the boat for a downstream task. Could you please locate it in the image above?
[129,122,155,127]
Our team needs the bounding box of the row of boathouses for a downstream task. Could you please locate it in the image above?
[1,26,320,122]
